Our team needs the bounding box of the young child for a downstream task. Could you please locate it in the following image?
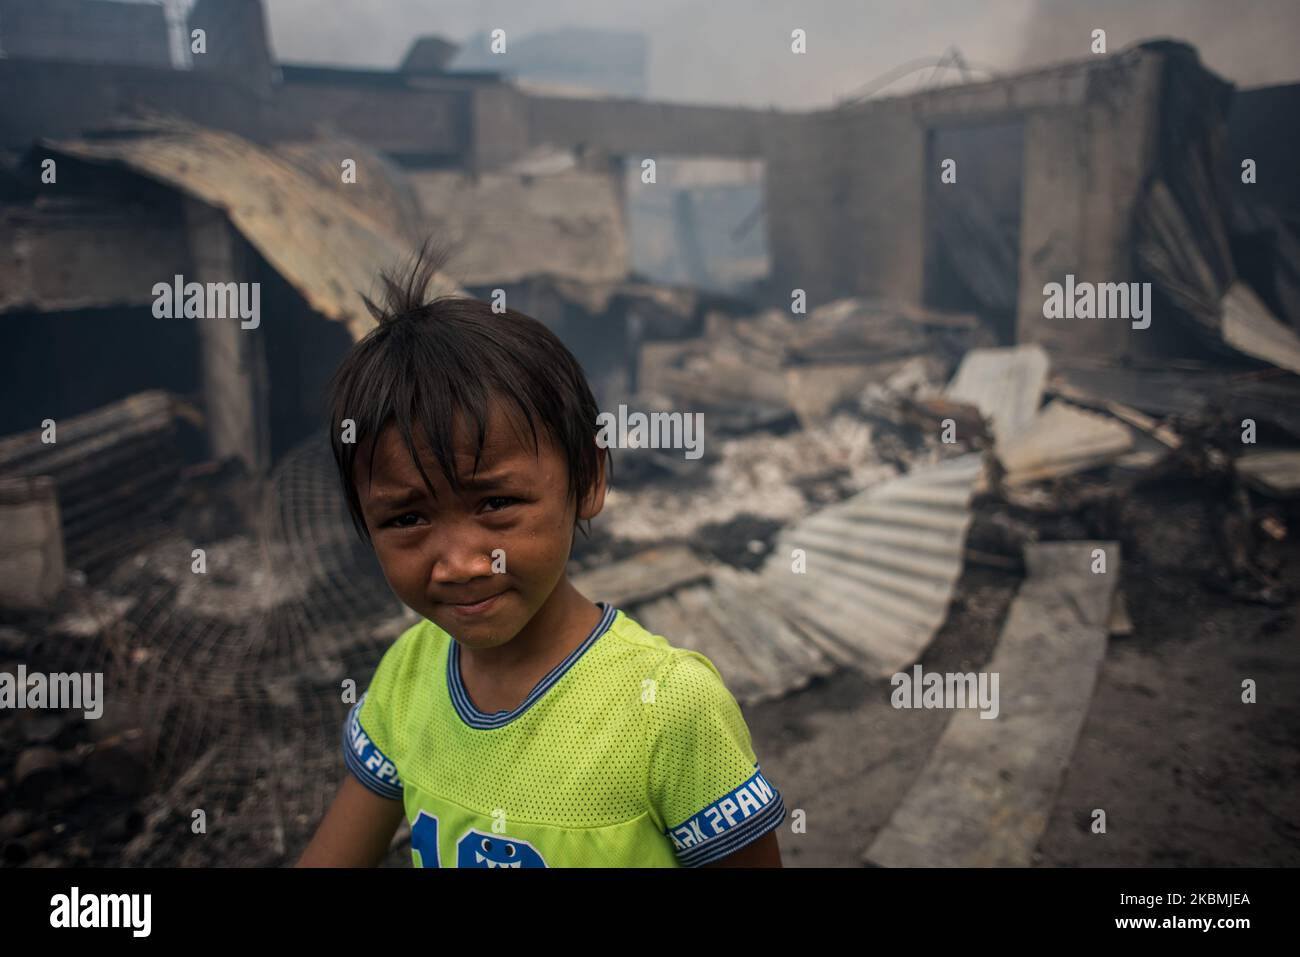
[296,242,785,868]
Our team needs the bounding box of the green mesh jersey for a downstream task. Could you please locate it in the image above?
[342,600,785,867]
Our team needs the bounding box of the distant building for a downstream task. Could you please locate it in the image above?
[0,0,171,68]
[188,0,276,91]
[449,26,648,99]
[2,0,1296,363]
[401,35,460,75]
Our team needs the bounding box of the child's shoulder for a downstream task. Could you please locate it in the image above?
[605,608,682,662]
[603,609,731,695]
[369,616,447,680]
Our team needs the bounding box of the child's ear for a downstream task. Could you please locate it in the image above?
[577,446,608,521]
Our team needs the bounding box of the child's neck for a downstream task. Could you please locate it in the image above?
[456,579,602,711]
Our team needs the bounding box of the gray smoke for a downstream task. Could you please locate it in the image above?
[248,0,1300,104]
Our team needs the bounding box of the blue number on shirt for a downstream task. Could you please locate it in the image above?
[411,810,439,868]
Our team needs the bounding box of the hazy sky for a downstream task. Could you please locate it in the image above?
[259,0,1040,107]
[166,0,1300,106]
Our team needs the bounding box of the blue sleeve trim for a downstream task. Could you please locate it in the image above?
[666,766,786,867]
[341,694,403,800]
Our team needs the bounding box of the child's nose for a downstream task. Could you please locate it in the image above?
[427,532,498,585]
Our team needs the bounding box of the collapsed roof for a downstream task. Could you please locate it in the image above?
[29,115,461,341]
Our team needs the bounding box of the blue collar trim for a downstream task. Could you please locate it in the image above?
[448,601,617,730]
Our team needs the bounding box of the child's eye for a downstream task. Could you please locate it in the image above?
[483,496,520,513]
[387,512,422,528]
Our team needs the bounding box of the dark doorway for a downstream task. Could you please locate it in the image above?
[923,120,1025,344]
[0,305,202,443]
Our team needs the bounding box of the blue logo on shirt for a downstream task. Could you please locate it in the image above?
[456,829,548,868]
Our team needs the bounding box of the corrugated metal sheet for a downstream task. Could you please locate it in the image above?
[865,541,1119,867]
[629,565,839,706]
[757,453,985,680]
[38,116,460,341]
[578,455,982,703]
[272,134,427,247]
[570,545,712,607]
[998,400,1132,486]
[1220,280,1300,376]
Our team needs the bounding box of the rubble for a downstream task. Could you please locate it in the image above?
[599,412,896,543]
[569,545,712,607]
[757,453,985,680]
[1221,281,1300,375]
[1052,358,1300,440]
[0,390,185,580]
[998,401,1133,487]
[578,452,984,704]
[1236,450,1300,498]
[584,270,1299,735]
[1107,589,1134,637]
[1231,199,1300,333]
[943,344,1050,446]
[0,475,63,609]
[865,541,1121,867]
[33,114,465,342]
[0,433,415,867]
[636,296,985,431]
[0,0,1297,881]
[2,272,1297,868]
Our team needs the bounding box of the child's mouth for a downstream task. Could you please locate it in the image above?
[445,591,505,617]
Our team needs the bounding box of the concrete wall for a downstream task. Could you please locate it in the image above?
[838,106,928,304]
[527,95,768,160]
[0,39,1188,364]
[0,0,170,68]
[764,48,1167,358]
[764,60,1090,317]
[759,113,837,304]
[189,0,275,92]
[1017,50,1164,356]
[1018,109,1090,345]
[272,78,470,162]
[0,193,189,312]
[764,106,925,307]
[466,83,532,171]
[0,59,291,150]
[406,165,627,285]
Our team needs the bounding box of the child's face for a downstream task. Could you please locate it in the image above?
[354,397,604,649]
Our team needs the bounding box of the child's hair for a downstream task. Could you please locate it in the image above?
[327,238,610,544]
